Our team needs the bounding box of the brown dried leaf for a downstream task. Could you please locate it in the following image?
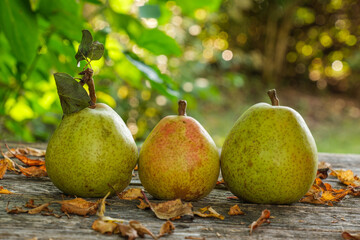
[117,188,144,200]
[143,193,194,220]
[97,191,111,217]
[25,199,37,208]
[18,165,47,177]
[0,160,8,179]
[137,198,150,209]
[216,179,225,185]
[134,165,138,171]
[249,209,271,235]
[228,204,245,216]
[0,186,13,194]
[194,206,225,220]
[6,144,45,166]
[92,219,119,234]
[24,147,46,157]
[6,202,28,214]
[317,161,331,179]
[158,220,175,238]
[185,237,205,240]
[300,178,352,206]
[28,203,51,214]
[331,169,360,187]
[55,198,99,216]
[0,151,18,172]
[129,220,156,239]
[119,224,139,240]
[342,231,360,240]
[227,196,239,200]
[41,212,62,218]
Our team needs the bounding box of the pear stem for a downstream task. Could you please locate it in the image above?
[267,89,280,106]
[79,68,96,108]
[178,100,187,116]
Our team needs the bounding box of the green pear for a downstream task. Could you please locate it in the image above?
[139,100,220,201]
[46,103,138,197]
[220,89,318,204]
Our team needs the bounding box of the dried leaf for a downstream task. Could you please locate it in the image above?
[6,144,45,166]
[342,231,360,240]
[227,196,239,200]
[116,188,144,200]
[97,191,111,218]
[143,192,193,220]
[349,186,360,196]
[25,199,37,208]
[119,224,139,240]
[0,160,8,179]
[137,199,150,209]
[185,237,205,240]
[129,220,156,239]
[194,206,225,220]
[300,178,352,206]
[1,151,18,172]
[92,219,119,234]
[6,202,28,214]
[28,203,50,214]
[134,165,138,171]
[18,165,47,177]
[55,198,99,216]
[158,220,175,238]
[228,204,245,216]
[24,147,46,157]
[216,179,225,185]
[0,186,13,194]
[249,209,271,235]
[41,212,62,218]
[330,169,360,187]
[317,161,331,179]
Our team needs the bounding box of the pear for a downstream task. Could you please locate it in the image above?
[46,103,138,197]
[220,89,318,204]
[139,100,220,201]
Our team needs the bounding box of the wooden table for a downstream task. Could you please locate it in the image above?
[1,143,359,240]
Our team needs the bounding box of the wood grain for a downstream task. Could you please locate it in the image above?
[0,143,359,240]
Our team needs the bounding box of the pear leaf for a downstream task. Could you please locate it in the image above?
[75,30,104,63]
[54,73,91,115]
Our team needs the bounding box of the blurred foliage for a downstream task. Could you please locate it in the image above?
[0,0,360,151]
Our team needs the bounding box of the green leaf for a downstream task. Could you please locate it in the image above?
[175,0,222,15]
[75,30,104,63]
[139,4,161,19]
[89,41,105,60]
[53,73,91,114]
[0,0,39,68]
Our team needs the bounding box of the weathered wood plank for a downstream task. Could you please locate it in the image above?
[0,143,360,240]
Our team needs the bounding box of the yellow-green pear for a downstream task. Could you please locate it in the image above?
[139,100,220,201]
[46,103,138,197]
[220,89,318,204]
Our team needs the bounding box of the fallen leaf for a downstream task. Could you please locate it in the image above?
[137,198,150,209]
[143,192,194,221]
[116,188,144,200]
[25,199,37,208]
[317,161,331,179]
[18,165,47,177]
[129,220,156,239]
[185,237,205,240]
[349,186,360,196]
[342,232,360,240]
[55,198,99,216]
[228,204,245,216]
[92,219,119,234]
[0,186,13,194]
[331,169,360,187]
[158,220,175,238]
[6,144,45,166]
[41,212,62,218]
[216,179,225,185]
[194,206,225,220]
[28,203,51,214]
[134,165,138,171]
[0,160,8,179]
[227,196,239,200]
[249,209,271,235]
[24,147,46,157]
[97,192,111,218]
[119,224,139,240]
[300,178,352,206]
[6,202,28,214]
[0,151,18,172]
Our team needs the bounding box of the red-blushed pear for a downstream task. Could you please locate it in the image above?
[220,89,318,204]
[138,100,220,201]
